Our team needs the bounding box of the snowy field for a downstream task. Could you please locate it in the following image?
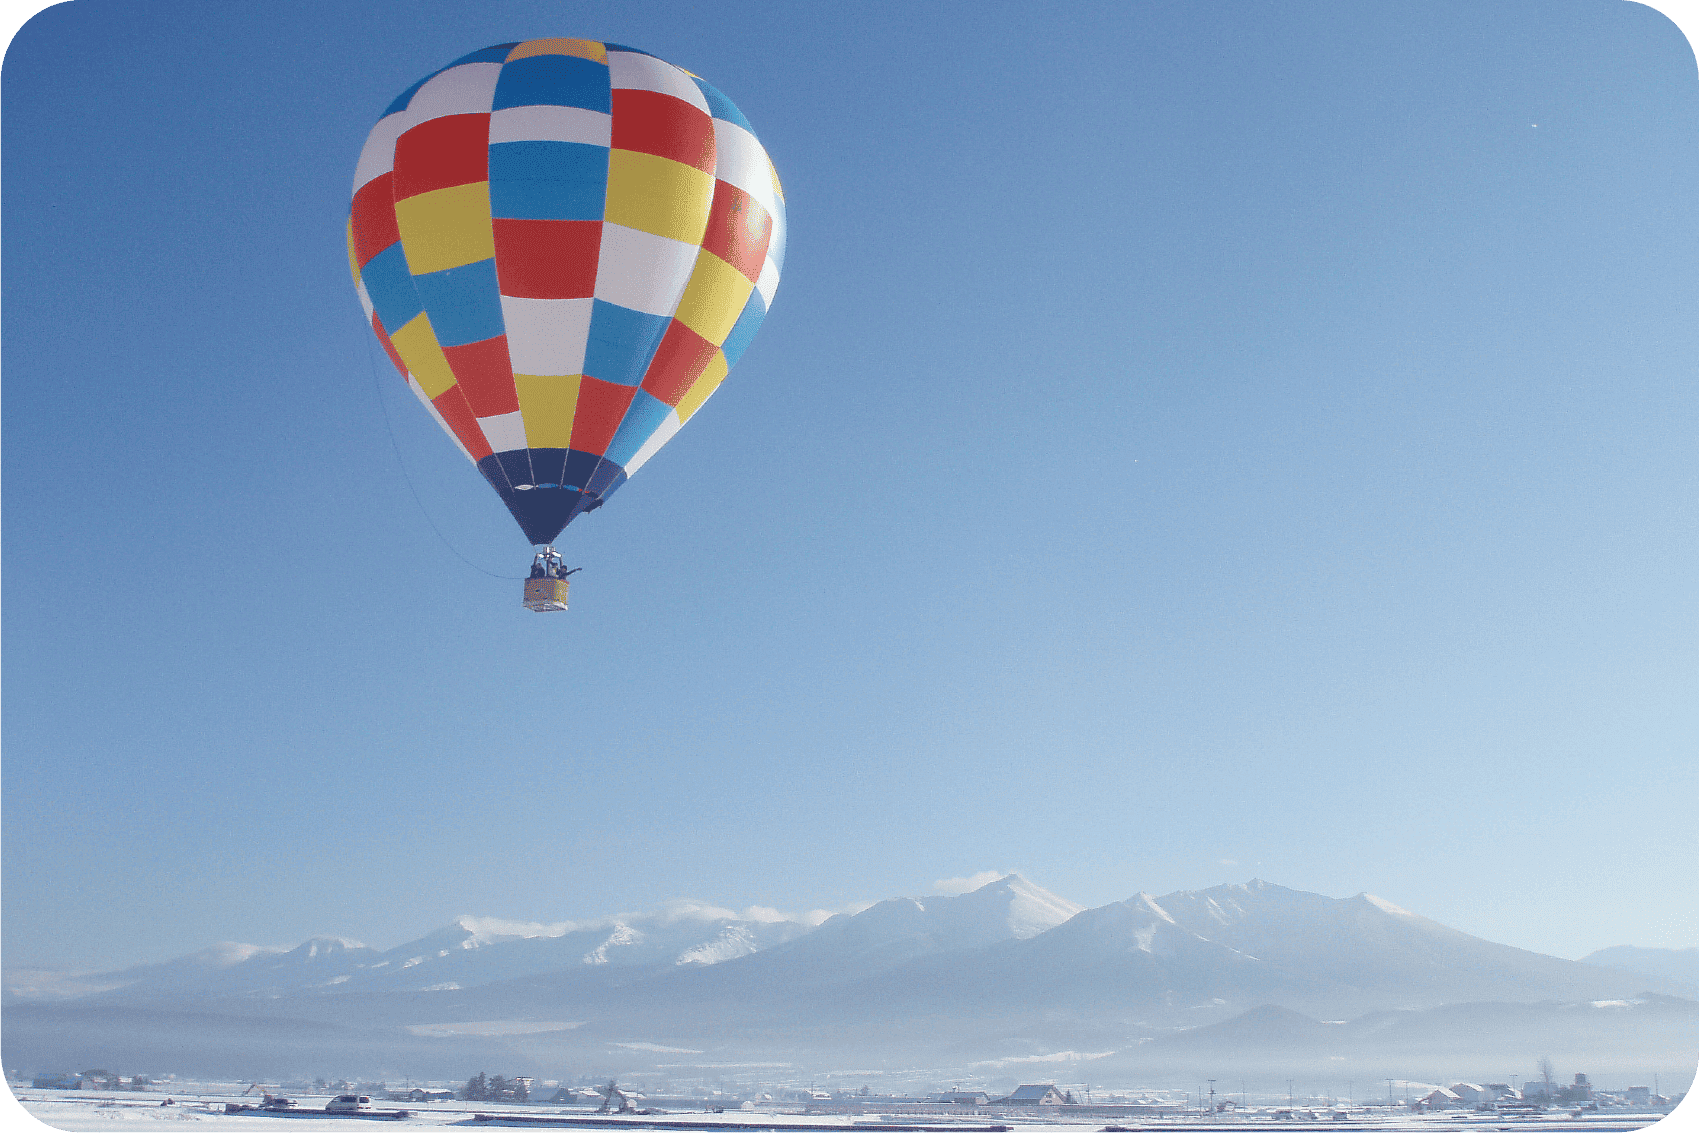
[4,1093,1688,1133]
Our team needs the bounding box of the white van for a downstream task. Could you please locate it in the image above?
[325,1095,375,1113]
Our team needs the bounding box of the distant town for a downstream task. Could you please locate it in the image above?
[11,1061,1687,1121]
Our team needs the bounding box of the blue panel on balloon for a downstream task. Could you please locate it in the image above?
[492,55,611,113]
[482,454,577,544]
[528,448,568,487]
[604,390,672,468]
[690,77,752,131]
[562,449,601,491]
[584,300,669,386]
[495,449,535,486]
[478,455,513,492]
[362,244,424,333]
[488,141,609,220]
[412,259,505,347]
[719,290,767,368]
[587,459,627,496]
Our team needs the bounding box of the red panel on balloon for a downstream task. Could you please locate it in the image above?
[569,377,638,456]
[351,173,401,268]
[441,336,519,418]
[611,89,715,174]
[393,114,490,199]
[493,219,601,299]
[700,179,771,284]
[431,385,495,461]
[372,313,407,377]
[641,321,717,408]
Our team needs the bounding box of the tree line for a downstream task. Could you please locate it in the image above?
[461,1072,529,1102]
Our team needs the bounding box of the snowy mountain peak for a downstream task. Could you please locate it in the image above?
[960,874,1083,938]
[1132,892,1178,923]
[290,937,367,958]
[191,942,284,968]
[582,922,644,965]
[451,915,575,946]
[735,874,1084,978]
[1361,893,1414,917]
[675,924,760,966]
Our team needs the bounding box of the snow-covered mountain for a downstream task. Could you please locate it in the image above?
[1581,945,1699,995]
[19,876,1683,1016]
[728,880,1691,1027]
[696,873,1082,981]
[69,904,814,1002]
[903,888,1320,1010]
[34,937,382,1003]
[6,874,1692,1083]
[1140,879,1650,1010]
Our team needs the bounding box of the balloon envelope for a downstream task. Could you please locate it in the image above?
[348,40,785,545]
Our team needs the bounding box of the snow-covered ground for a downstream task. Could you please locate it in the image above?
[4,1091,1686,1133]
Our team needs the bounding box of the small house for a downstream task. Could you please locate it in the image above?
[935,1090,990,1106]
[1418,1088,1460,1111]
[998,1085,1069,1106]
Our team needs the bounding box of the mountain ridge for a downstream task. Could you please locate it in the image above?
[10,875,1689,1011]
[5,874,1693,1083]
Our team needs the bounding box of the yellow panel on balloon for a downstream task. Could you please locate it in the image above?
[507,38,608,63]
[675,350,728,423]
[674,250,755,347]
[604,151,713,247]
[515,373,582,449]
[345,218,360,283]
[388,313,458,398]
[395,182,496,275]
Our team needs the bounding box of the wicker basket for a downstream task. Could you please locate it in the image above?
[523,577,570,612]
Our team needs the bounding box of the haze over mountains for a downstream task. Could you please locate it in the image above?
[5,876,1693,1088]
[1580,945,1699,997]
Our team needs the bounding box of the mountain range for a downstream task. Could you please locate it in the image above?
[5,876,1693,1087]
[1580,945,1699,997]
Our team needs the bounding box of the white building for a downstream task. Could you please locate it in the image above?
[1418,1088,1460,1110]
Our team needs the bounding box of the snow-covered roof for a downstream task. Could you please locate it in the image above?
[1007,1085,1061,1100]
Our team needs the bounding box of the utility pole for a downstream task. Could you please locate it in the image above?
[1386,1080,1394,1108]
[1288,1079,1294,1106]
[1208,1081,1215,1114]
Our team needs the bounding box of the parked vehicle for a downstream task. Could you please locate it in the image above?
[326,1095,375,1113]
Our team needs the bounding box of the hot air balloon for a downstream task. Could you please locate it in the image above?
[347,40,785,610]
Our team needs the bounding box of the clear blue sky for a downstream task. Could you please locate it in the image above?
[4,0,1695,973]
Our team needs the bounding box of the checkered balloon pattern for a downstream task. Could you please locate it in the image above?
[348,40,784,546]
